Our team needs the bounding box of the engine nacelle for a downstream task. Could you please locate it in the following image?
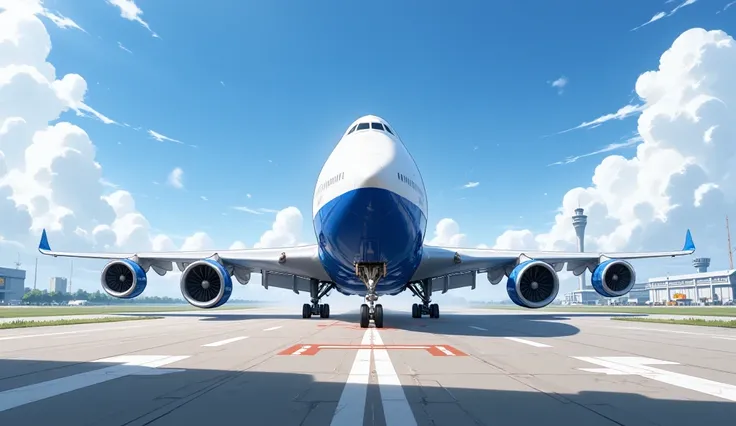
[100,259,148,299]
[591,259,636,298]
[506,260,559,308]
[180,259,233,308]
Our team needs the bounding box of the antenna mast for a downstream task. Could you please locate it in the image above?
[728,215,734,270]
[14,253,21,270]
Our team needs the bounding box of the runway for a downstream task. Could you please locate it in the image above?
[1,307,736,426]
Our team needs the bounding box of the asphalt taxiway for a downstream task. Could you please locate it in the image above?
[1,307,735,426]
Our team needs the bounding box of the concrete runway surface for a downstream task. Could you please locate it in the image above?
[1,307,736,426]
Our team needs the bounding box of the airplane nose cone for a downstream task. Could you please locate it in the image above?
[349,132,397,189]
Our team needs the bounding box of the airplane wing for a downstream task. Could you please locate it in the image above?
[37,229,331,292]
[412,229,696,292]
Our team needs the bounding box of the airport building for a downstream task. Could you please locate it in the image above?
[50,277,68,294]
[0,266,26,304]
[647,258,735,305]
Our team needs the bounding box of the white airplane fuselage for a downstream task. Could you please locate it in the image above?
[312,115,428,296]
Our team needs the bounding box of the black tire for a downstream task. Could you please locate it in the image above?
[374,304,384,328]
[302,303,311,318]
[323,303,330,318]
[430,303,439,319]
[319,304,325,318]
[411,303,419,318]
[360,304,370,328]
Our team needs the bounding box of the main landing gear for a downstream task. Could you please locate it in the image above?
[356,262,387,328]
[408,280,440,319]
[302,280,335,319]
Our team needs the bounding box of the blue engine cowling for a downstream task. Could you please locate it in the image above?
[180,259,233,308]
[100,259,148,299]
[591,259,636,297]
[506,260,560,308]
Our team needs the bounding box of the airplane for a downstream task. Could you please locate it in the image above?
[37,115,696,328]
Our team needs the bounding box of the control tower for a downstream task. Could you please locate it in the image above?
[572,207,588,290]
[692,258,710,273]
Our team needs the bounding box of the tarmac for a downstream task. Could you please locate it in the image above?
[1,306,735,426]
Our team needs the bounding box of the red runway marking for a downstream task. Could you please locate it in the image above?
[278,343,467,357]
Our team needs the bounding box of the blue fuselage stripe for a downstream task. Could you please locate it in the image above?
[313,187,427,296]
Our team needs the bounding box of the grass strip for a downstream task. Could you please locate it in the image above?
[0,304,254,318]
[0,316,163,329]
[612,316,736,328]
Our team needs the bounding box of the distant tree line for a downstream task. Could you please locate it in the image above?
[20,288,258,305]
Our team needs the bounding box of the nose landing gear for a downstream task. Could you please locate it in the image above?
[356,262,386,328]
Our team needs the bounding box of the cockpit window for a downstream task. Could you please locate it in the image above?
[347,125,357,135]
[356,122,370,130]
[384,125,394,135]
[371,123,385,131]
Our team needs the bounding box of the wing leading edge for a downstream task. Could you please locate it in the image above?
[37,229,331,283]
[413,229,696,283]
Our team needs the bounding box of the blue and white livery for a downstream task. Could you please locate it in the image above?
[38,115,696,328]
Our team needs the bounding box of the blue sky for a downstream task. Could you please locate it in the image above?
[2,0,735,301]
[40,0,732,245]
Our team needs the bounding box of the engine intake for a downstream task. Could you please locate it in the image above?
[180,259,233,309]
[591,259,636,297]
[100,259,147,299]
[506,260,559,308]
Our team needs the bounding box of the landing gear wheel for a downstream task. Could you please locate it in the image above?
[374,304,384,328]
[302,303,312,318]
[429,304,439,319]
[411,303,420,318]
[360,304,370,328]
[319,303,330,318]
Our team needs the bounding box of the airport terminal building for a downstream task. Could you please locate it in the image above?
[0,266,26,304]
[647,268,735,304]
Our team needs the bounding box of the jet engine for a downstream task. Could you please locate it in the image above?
[100,259,148,299]
[591,259,636,298]
[506,260,559,308]
[180,259,233,308]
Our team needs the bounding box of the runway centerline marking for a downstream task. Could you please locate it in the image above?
[504,337,551,348]
[574,356,736,402]
[263,326,282,331]
[202,336,249,347]
[370,328,417,426]
[469,326,487,331]
[330,329,372,426]
[0,355,189,413]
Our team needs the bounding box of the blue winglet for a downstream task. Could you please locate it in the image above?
[682,229,695,252]
[39,229,51,252]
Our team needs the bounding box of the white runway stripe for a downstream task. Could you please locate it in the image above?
[330,330,372,426]
[504,337,552,348]
[0,355,188,413]
[469,326,487,331]
[201,336,249,347]
[369,328,417,426]
[263,326,282,331]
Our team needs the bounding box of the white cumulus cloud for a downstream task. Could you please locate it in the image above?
[434,28,736,298]
[550,76,568,94]
[106,0,158,38]
[167,167,183,189]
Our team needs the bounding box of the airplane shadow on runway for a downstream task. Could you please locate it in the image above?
[0,358,734,426]
[119,308,641,338]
